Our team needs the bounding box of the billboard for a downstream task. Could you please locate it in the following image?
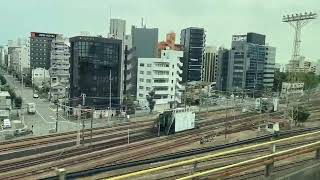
[31,32,57,38]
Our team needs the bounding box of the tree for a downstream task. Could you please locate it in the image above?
[15,96,22,109]
[146,90,155,113]
[273,71,288,92]
[290,106,310,126]
[0,74,7,85]
[123,95,136,114]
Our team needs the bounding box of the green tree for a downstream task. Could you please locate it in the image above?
[273,71,288,92]
[290,106,310,126]
[123,95,136,114]
[0,74,7,85]
[15,96,22,108]
[146,90,155,113]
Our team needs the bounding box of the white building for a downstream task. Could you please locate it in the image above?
[280,82,304,98]
[49,35,70,101]
[0,91,11,110]
[32,68,50,88]
[263,46,276,88]
[10,46,30,75]
[136,49,184,112]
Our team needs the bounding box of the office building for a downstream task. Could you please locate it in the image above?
[131,26,158,58]
[0,46,5,66]
[49,35,70,102]
[180,27,206,82]
[203,46,218,83]
[30,32,57,69]
[109,19,127,103]
[217,33,276,92]
[136,50,184,112]
[69,36,122,108]
[109,19,126,40]
[158,32,183,57]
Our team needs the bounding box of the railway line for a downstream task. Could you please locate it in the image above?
[85,134,320,179]
[0,108,288,179]
[0,100,318,179]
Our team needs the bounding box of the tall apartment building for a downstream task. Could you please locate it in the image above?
[136,50,184,112]
[30,32,57,69]
[49,35,70,101]
[203,46,218,83]
[10,46,30,75]
[158,32,183,57]
[217,33,276,92]
[180,27,206,82]
[0,46,5,66]
[131,26,158,58]
[69,36,122,108]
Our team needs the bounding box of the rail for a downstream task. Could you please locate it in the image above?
[108,130,320,180]
[178,141,320,179]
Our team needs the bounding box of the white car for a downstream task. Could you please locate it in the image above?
[33,94,39,98]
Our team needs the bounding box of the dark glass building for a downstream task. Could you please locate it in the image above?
[69,36,122,108]
[131,26,158,58]
[30,32,57,69]
[180,27,206,82]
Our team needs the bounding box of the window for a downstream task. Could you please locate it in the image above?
[140,71,144,74]
[147,64,152,67]
[139,86,144,89]
[172,65,174,68]
[139,94,143,97]
[146,87,151,91]
[171,87,173,91]
[147,71,151,75]
[140,63,144,67]
[139,78,144,82]
[146,79,151,83]
[172,72,174,76]
[172,80,174,83]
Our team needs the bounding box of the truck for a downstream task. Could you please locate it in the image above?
[27,103,36,114]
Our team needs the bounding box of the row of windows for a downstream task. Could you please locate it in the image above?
[139,63,152,67]
[139,71,152,75]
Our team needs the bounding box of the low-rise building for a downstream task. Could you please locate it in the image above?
[32,68,50,88]
[280,82,304,98]
[136,49,184,112]
[0,91,11,110]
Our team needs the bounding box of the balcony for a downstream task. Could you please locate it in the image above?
[177,61,183,67]
[155,90,170,95]
[176,76,182,82]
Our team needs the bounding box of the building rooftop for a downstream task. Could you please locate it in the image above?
[0,91,10,97]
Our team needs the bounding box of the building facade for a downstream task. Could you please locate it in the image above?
[30,32,57,70]
[49,35,70,102]
[69,36,122,108]
[158,32,183,57]
[203,46,218,83]
[180,27,206,82]
[136,50,184,112]
[32,67,50,88]
[131,26,158,58]
[217,33,276,92]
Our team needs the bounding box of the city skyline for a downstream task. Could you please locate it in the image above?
[0,0,319,64]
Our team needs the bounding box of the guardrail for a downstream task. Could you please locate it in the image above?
[107,129,320,180]
[44,126,320,180]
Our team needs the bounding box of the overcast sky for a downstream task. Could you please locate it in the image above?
[1,0,319,64]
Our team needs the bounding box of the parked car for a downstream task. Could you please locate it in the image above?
[3,119,11,129]
[33,94,39,98]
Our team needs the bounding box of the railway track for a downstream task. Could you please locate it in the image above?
[0,120,154,157]
[121,137,320,180]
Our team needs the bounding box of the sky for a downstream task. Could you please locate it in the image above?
[0,0,319,64]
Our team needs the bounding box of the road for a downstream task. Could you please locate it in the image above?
[2,73,82,136]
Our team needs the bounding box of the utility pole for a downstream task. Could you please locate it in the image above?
[90,107,94,144]
[108,70,112,124]
[76,104,81,146]
[127,128,130,144]
[56,103,59,132]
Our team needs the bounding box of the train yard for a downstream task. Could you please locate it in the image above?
[0,96,319,179]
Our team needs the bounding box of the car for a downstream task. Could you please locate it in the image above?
[33,94,39,98]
